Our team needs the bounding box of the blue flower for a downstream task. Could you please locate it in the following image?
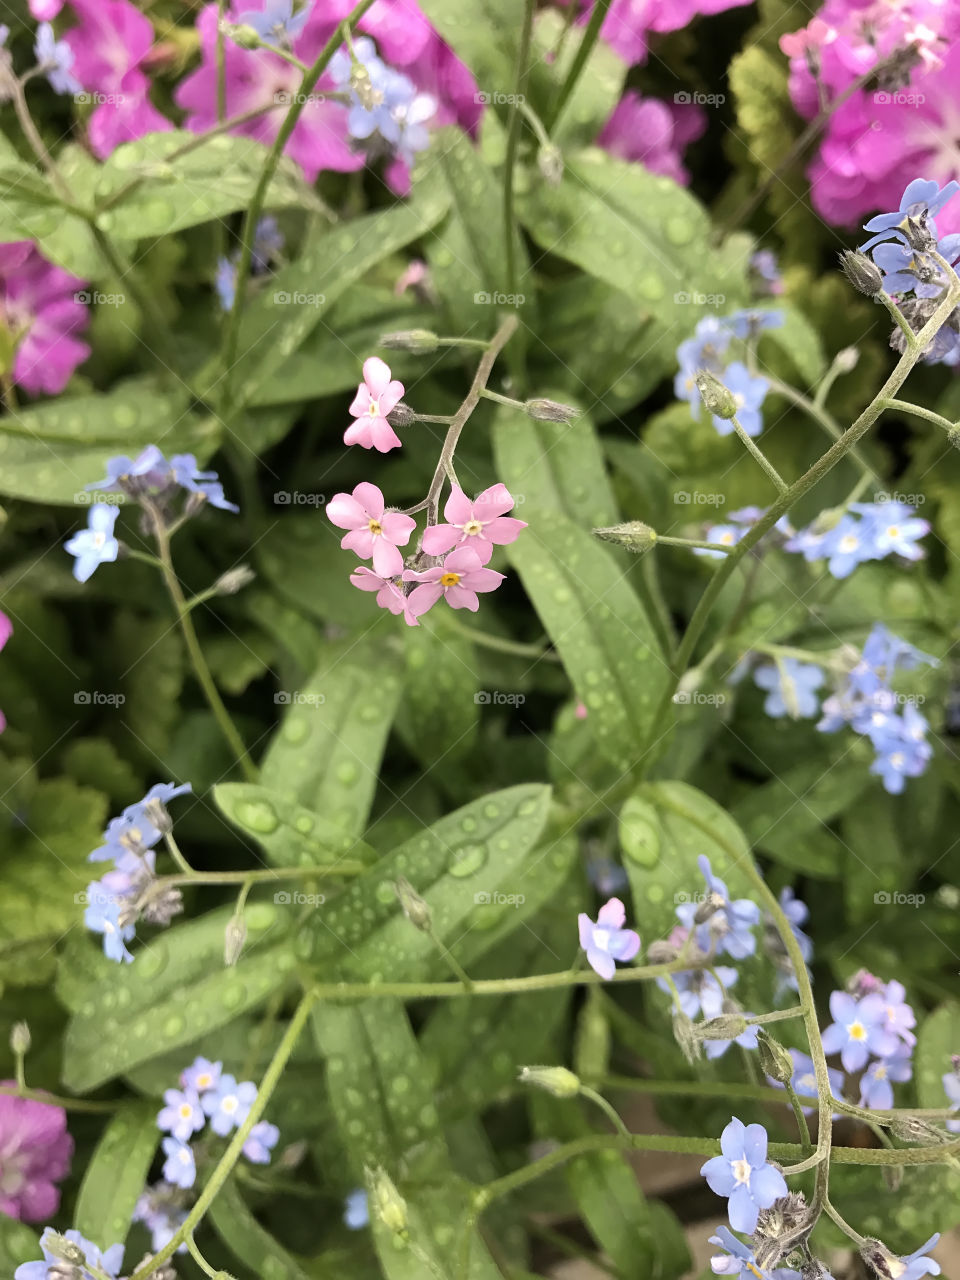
[750,250,783,296]
[674,316,731,408]
[34,22,82,95]
[15,1228,124,1280]
[821,991,898,1071]
[577,897,640,980]
[91,782,191,861]
[694,523,743,560]
[864,1234,942,1280]
[710,362,768,438]
[243,1121,280,1164]
[859,1050,912,1109]
[252,215,284,272]
[201,1074,257,1135]
[133,1187,188,1254]
[708,1224,801,1278]
[215,256,237,310]
[158,1088,205,1142]
[860,178,960,251]
[850,501,929,563]
[84,890,135,964]
[161,1137,196,1189]
[869,711,933,795]
[169,456,239,512]
[726,308,783,339]
[700,1118,787,1234]
[379,76,437,166]
[87,445,169,494]
[753,659,824,719]
[878,978,916,1048]
[180,1056,222,1095]
[586,857,628,896]
[676,856,760,960]
[237,0,310,45]
[942,1064,960,1133]
[659,965,738,1020]
[344,1188,369,1229]
[64,503,120,583]
[778,888,813,965]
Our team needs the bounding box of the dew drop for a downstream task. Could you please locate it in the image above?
[448,843,487,877]
[163,1015,185,1038]
[236,800,279,834]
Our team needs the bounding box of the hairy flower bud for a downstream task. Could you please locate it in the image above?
[140,887,184,928]
[697,1014,748,1041]
[518,1065,581,1098]
[379,328,440,353]
[369,1166,408,1238]
[394,877,432,932]
[756,1029,795,1086]
[889,1116,951,1146]
[524,397,578,423]
[834,345,859,372]
[754,1192,814,1270]
[537,144,564,186]
[592,522,657,553]
[221,22,262,49]
[133,1255,178,1280]
[224,914,247,966]
[947,425,960,452]
[386,401,418,428]
[860,1238,905,1278]
[838,249,884,297]
[214,565,255,595]
[10,1021,30,1056]
[45,1237,87,1265]
[645,940,679,964]
[695,369,737,419]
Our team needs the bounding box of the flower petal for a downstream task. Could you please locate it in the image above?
[597,897,626,928]
[362,356,392,396]
[352,481,385,518]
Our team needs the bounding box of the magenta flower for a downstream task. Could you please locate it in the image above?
[63,0,171,158]
[327,482,415,576]
[598,90,706,185]
[344,357,405,452]
[29,0,64,17]
[402,547,504,623]
[421,483,526,564]
[0,1088,74,1221]
[0,242,90,395]
[0,611,10,733]
[349,566,407,616]
[570,0,751,66]
[577,898,640,980]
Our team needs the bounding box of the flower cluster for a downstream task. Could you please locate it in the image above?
[0,1091,73,1222]
[821,970,916,1109]
[674,310,782,437]
[329,35,436,170]
[0,241,90,395]
[784,500,930,579]
[154,1056,278,1192]
[83,782,191,963]
[15,1229,125,1280]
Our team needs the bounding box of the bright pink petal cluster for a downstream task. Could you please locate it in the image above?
[780,0,960,233]
[327,481,415,576]
[597,90,706,185]
[567,0,752,66]
[0,1087,74,1221]
[403,547,504,623]
[421,484,526,563]
[345,357,405,452]
[0,242,90,395]
[0,611,10,733]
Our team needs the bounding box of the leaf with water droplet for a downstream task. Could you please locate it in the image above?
[75,1102,158,1249]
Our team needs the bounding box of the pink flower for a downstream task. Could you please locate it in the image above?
[598,90,706,185]
[0,1087,74,1221]
[344,357,405,452]
[327,481,415,576]
[62,0,171,158]
[421,483,526,564]
[0,241,90,395]
[29,0,64,17]
[403,547,505,622]
[349,566,407,616]
[779,16,837,61]
[0,612,11,733]
[567,0,751,66]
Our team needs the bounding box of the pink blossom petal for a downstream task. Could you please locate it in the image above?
[352,481,385,518]
[443,485,474,525]
[443,584,480,611]
[597,897,627,928]
[485,516,527,545]
[372,539,404,578]
[441,546,486,575]
[461,533,495,564]
[473,482,517,519]
[362,356,393,397]
[406,581,444,619]
[0,612,11,651]
[379,511,416,544]
[326,493,367,530]
[378,381,405,416]
[370,418,403,452]
[349,384,372,417]
[403,565,444,584]
[461,566,505,593]
[341,528,376,559]
[376,582,406,615]
[421,523,462,556]
[350,567,387,593]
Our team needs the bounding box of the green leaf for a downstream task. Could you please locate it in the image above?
[618,781,758,942]
[0,1215,41,1276]
[519,149,748,334]
[301,784,552,979]
[529,10,625,147]
[0,155,63,242]
[214,781,380,868]
[915,1003,960,1109]
[506,513,668,768]
[841,793,909,924]
[259,632,404,837]
[397,611,479,767]
[415,0,519,98]
[492,400,620,529]
[95,131,322,239]
[225,182,450,408]
[208,1180,314,1280]
[74,1102,159,1248]
[60,904,294,1091]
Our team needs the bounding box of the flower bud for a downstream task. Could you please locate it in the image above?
[387,401,417,428]
[645,940,679,964]
[695,369,737,419]
[368,1166,408,1238]
[10,1021,30,1056]
[672,1012,701,1063]
[838,249,884,297]
[948,425,960,451]
[221,22,262,49]
[537,144,564,186]
[756,1029,795,1085]
[834,345,859,372]
[697,1014,748,1041]
[754,1193,814,1271]
[518,1065,581,1098]
[524,397,578,423]
[379,328,440,353]
[394,877,432,932]
[592,522,658,554]
[44,1236,87,1265]
[214,565,255,595]
[224,914,247,967]
[860,1238,907,1277]
[350,63,382,111]
[889,1116,951,1146]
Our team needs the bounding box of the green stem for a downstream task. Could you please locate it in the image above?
[876,291,919,351]
[0,1085,118,1113]
[128,990,319,1280]
[216,0,228,121]
[579,1086,631,1138]
[502,0,535,324]
[479,387,524,408]
[786,1083,813,1153]
[656,535,736,553]
[163,831,193,876]
[438,612,560,662]
[880,396,956,432]
[731,416,788,492]
[766,374,880,484]
[546,0,611,130]
[428,926,474,990]
[185,1233,220,1279]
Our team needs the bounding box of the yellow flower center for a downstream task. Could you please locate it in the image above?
[463,519,483,536]
[367,398,380,417]
[196,1074,212,1089]
[849,1020,867,1041]
[887,525,900,538]
[179,1103,193,1118]
[731,1157,752,1185]
[222,1096,238,1113]
[368,518,382,535]
[92,531,106,548]
[874,1063,887,1080]
[839,534,859,552]
[440,572,460,587]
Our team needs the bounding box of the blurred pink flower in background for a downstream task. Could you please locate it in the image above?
[566,0,752,65]
[598,90,706,185]
[0,1089,73,1221]
[0,242,90,396]
[0,612,11,733]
